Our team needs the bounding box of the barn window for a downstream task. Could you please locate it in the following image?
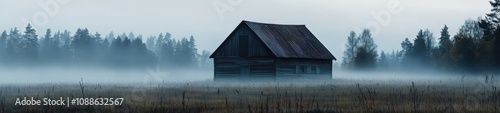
[299,65,306,73]
[239,35,249,57]
[311,66,317,74]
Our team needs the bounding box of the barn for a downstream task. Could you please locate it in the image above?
[210,20,336,81]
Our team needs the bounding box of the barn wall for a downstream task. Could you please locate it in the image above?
[212,25,273,58]
[275,59,332,80]
[214,58,275,81]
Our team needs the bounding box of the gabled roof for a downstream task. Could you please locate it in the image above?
[211,20,336,60]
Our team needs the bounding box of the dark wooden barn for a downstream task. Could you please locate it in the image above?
[210,20,336,81]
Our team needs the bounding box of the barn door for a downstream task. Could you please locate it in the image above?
[240,65,250,79]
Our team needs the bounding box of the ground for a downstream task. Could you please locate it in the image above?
[0,73,499,113]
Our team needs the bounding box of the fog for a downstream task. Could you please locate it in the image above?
[0,66,491,86]
[0,66,213,85]
[0,0,496,85]
[2,1,500,113]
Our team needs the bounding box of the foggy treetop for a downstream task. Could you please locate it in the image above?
[342,0,500,74]
[0,25,212,70]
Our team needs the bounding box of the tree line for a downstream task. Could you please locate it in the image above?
[0,25,212,70]
[342,0,500,74]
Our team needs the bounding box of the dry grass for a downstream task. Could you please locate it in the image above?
[0,76,498,113]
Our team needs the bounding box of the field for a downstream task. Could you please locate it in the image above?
[0,74,499,113]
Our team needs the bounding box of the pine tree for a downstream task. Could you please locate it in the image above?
[146,36,155,51]
[0,31,7,54]
[480,0,500,71]
[105,32,115,45]
[401,38,413,68]
[50,31,61,62]
[102,38,109,49]
[423,29,437,67]
[378,51,388,68]
[478,15,495,72]
[94,32,102,46]
[155,33,164,56]
[20,24,38,62]
[438,25,452,69]
[159,33,175,69]
[5,28,20,62]
[485,0,500,24]
[188,35,198,68]
[71,28,93,63]
[493,25,500,69]
[131,37,150,67]
[122,37,132,66]
[388,50,403,69]
[123,37,131,51]
[60,30,72,63]
[128,32,135,39]
[120,33,127,39]
[423,29,434,56]
[487,0,500,71]
[177,37,190,67]
[412,30,427,66]
[109,36,123,67]
[93,32,108,64]
[111,36,122,51]
[439,25,451,54]
[40,29,52,62]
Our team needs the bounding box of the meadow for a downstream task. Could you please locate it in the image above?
[0,74,498,113]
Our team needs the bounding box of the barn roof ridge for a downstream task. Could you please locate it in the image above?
[243,21,336,60]
[210,20,336,60]
[242,20,306,26]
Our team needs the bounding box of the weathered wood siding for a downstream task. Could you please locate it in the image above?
[211,24,273,58]
[212,24,277,81]
[211,23,334,81]
[275,59,332,80]
[214,58,333,81]
[214,58,275,81]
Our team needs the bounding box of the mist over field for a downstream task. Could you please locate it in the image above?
[0,0,496,85]
[0,66,214,84]
[0,65,490,85]
[1,0,500,112]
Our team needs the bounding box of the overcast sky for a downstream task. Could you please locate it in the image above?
[0,0,491,62]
